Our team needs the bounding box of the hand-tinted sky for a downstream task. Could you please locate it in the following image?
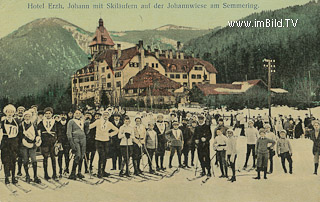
[0,0,310,38]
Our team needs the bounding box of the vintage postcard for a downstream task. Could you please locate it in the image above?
[0,0,319,201]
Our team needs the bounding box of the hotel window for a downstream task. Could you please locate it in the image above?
[73,79,77,84]
[183,74,187,79]
[79,78,84,83]
[197,74,201,79]
[102,67,105,73]
[191,74,196,79]
[176,74,180,79]
[107,73,111,79]
[152,63,154,68]
[116,81,121,87]
[125,89,129,94]
[107,82,111,88]
[156,63,158,68]
[102,78,106,84]
[115,72,121,78]
[170,74,174,79]
[192,82,196,87]
[129,62,134,67]
[90,76,94,81]
[133,89,138,93]
[106,66,109,70]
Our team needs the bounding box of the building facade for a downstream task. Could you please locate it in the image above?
[71,18,218,106]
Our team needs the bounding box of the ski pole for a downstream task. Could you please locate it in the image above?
[84,154,92,179]
[126,136,129,175]
[194,148,199,176]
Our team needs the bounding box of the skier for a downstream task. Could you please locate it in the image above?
[154,114,167,171]
[194,115,212,177]
[226,129,237,182]
[89,110,118,178]
[67,109,89,180]
[19,110,42,183]
[15,106,25,177]
[110,113,123,170]
[57,111,71,177]
[254,128,275,180]
[133,117,146,175]
[310,121,320,175]
[213,118,228,137]
[189,120,197,166]
[213,129,228,178]
[118,116,141,177]
[243,120,259,170]
[0,104,20,184]
[84,112,97,173]
[145,121,157,173]
[180,118,192,168]
[168,120,184,168]
[38,107,58,180]
[265,124,278,174]
[277,130,293,174]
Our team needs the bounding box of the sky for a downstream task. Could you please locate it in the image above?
[0,0,311,38]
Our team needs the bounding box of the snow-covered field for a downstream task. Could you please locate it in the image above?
[1,108,320,202]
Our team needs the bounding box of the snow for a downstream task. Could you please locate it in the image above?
[1,109,320,202]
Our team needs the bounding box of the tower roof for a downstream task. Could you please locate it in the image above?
[89,18,115,47]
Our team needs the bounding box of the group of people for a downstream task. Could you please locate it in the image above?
[0,104,319,186]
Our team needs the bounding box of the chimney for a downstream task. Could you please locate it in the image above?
[180,51,184,60]
[138,40,145,70]
[177,41,181,51]
[138,40,143,49]
[165,50,169,58]
[169,49,173,59]
[147,45,151,53]
[155,49,159,59]
[117,44,121,59]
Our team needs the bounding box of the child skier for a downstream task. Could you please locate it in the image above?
[118,116,141,177]
[254,128,276,180]
[154,114,167,171]
[133,117,146,175]
[37,107,58,180]
[277,130,293,174]
[57,112,70,177]
[168,120,184,168]
[226,129,237,182]
[265,124,278,174]
[145,121,157,174]
[213,129,228,178]
[20,110,42,183]
[0,104,20,184]
[243,120,259,170]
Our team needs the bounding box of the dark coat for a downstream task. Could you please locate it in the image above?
[154,122,167,152]
[311,130,320,155]
[194,124,212,153]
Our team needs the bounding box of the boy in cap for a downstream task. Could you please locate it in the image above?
[84,112,96,174]
[145,121,157,173]
[254,128,276,180]
[19,110,42,183]
[57,111,71,177]
[38,107,58,180]
[265,124,278,174]
[214,118,228,137]
[195,114,212,177]
[277,130,293,174]
[133,117,146,174]
[89,110,118,178]
[15,106,25,176]
[243,120,259,170]
[189,120,197,166]
[180,118,192,168]
[0,104,20,184]
[154,113,167,171]
[168,120,184,168]
[213,129,228,178]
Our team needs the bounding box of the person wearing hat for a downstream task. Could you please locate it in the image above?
[84,112,96,174]
[254,128,276,180]
[154,113,167,171]
[189,120,197,166]
[213,129,228,178]
[0,104,20,184]
[243,119,259,170]
[145,120,157,174]
[265,124,278,174]
[214,117,228,137]
[275,115,284,137]
[226,129,237,182]
[133,116,146,174]
[30,105,38,124]
[180,118,192,168]
[195,114,212,177]
[15,106,25,177]
[168,120,184,168]
[254,116,264,130]
[38,107,59,180]
[19,110,42,184]
[56,111,71,177]
[277,130,293,174]
[310,121,320,175]
[89,110,118,178]
[110,112,123,171]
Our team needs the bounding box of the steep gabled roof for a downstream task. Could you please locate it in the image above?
[124,66,182,90]
[196,83,241,96]
[89,19,115,47]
